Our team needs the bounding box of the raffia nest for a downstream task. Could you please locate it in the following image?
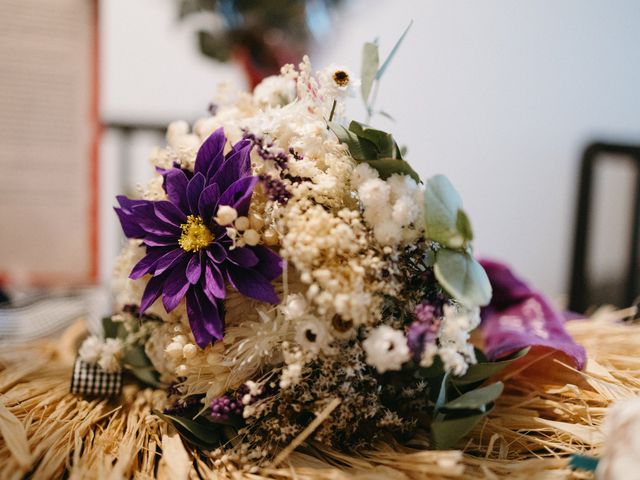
[0,307,638,480]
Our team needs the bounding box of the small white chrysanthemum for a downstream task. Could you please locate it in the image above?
[295,317,332,354]
[78,336,103,364]
[363,325,410,373]
[596,397,640,480]
[98,338,124,373]
[253,75,297,108]
[318,64,361,99]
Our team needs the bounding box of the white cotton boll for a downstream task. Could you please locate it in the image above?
[98,338,123,373]
[391,196,418,226]
[351,163,379,188]
[373,220,403,246]
[596,397,640,480]
[358,178,391,211]
[438,347,468,376]
[173,134,201,151]
[363,325,410,373]
[78,336,103,364]
[387,173,418,200]
[194,117,221,139]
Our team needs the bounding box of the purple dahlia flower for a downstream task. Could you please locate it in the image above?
[115,128,283,347]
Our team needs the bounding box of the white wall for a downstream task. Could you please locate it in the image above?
[100,0,640,298]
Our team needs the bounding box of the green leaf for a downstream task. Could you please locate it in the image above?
[569,454,600,472]
[328,121,377,160]
[376,20,413,80]
[102,316,119,339]
[122,345,151,368]
[442,382,503,410]
[423,175,464,247]
[451,348,529,386]
[365,158,420,182]
[456,209,474,242]
[434,249,492,308]
[348,121,401,159]
[129,367,162,388]
[431,412,487,449]
[155,411,222,450]
[361,41,379,105]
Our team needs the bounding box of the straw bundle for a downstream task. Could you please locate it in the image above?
[1,309,638,479]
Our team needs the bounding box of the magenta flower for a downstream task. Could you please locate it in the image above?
[115,128,283,347]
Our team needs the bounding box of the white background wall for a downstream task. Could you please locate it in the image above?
[100,0,640,299]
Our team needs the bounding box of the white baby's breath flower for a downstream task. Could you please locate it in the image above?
[214,205,238,226]
[78,336,103,364]
[363,325,410,373]
[596,397,640,480]
[253,75,297,108]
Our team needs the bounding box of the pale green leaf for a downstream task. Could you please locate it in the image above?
[155,411,222,450]
[431,412,487,449]
[456,209,474,242]
[361,41,379,105]
[442,382,503,410]
[328,121,376,160]
[424,175,464,246]
[434,249,492,308]
[451,348,529,386]
[376,20,413,80]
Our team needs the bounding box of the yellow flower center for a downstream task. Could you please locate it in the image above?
[333,70,350,87]
[178,215,214,252]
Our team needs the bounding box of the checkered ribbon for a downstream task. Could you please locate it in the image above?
[70,357,122,397]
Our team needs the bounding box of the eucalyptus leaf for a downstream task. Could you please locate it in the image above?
[431,412,487,449]
[456,209,474,242]
[451,348,529,386]
[155,411,222,450]
[434,248,492,308]
[376,20,413,80]
[423,175,464,247]
[442,382,503,410]
[361,42,379,105]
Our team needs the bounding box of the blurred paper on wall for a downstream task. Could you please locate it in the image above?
[0,0,98,285]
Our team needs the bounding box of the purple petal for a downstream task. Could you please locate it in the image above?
[218,176,259,217]
[140,274,167,314]
[227,247,259,268]
[186,289,224,347]
[132,204,180,237]
[116,195,148,213]
[165,169,190,213]
[186,254,202,284]
[186,172,206,215]
[195,128,226,178]
[162,259,190,312]
[154,201,187,227]
[114,207,145,238]
[142,234,179,248]
[226,265,279,304]
[251,245,284,281]
[130,247,173,279]
[204,261,225,300]
[208,144,251,193]
[155,249,186,275]
[198,183,220,224]
[207,243,227,263]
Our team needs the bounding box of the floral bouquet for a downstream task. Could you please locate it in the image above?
[76,36,590,466]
